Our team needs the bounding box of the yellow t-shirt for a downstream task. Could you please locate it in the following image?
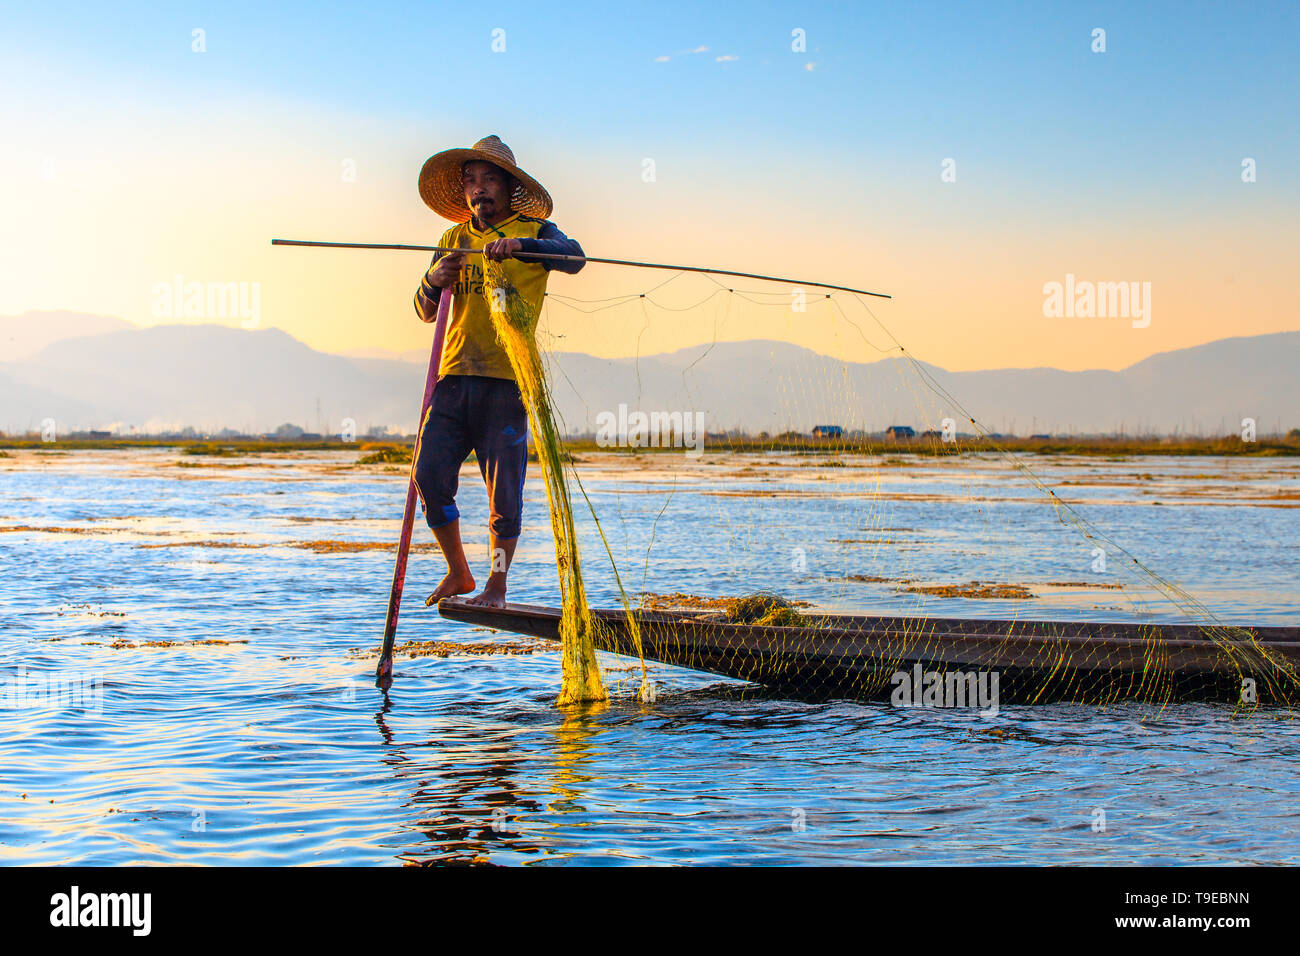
[429,213,553,380]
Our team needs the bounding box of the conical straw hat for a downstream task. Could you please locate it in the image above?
[418,135,554,223]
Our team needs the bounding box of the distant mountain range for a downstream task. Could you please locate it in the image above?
[1,310,1296,436]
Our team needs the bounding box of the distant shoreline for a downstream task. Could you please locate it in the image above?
[3,434,1298,457]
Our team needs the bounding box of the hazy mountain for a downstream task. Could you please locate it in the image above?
[0,367,97,432]
[545,333,1299,436]
[0,310,137,362]
[1,324,422,435]
[1,319,1296,436]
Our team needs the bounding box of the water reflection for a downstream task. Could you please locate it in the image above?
[546,702,607,819]
[375,706,549,865]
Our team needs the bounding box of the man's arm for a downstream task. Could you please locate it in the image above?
[515,221,586,274]
[414,256,442,323]
[414,242,465,323]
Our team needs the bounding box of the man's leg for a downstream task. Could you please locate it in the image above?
[470,531,518,607]
[426,519,474,604]
[412,376,476,604]
[465,377,528,608]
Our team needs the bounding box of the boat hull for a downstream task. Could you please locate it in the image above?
[437,600,1300,706]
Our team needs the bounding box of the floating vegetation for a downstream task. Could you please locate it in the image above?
[90,639,248,649]
[182,444,246,457]
[173,460,258,469]
[135,539,440,553]
[724,594,803,627]
[640,592,735,612]
[901,581,1036,600]
[842,575,1118,595]
[639,591,810,616]
[293,539,439,554]
[349,638,557,660]
[702,489,845,499]
[356,445,411,465]
[1044,580,1124,590]
[55,604,126,617]
[135,539,258,549]
[841,573,906,584]
[0,524,108,535]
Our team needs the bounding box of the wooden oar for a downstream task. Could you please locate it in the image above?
[376,288,453,690]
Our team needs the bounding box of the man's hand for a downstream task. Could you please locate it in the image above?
[483,237,522,262]
[428,250,465,288]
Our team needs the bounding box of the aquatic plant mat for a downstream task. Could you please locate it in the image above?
[464,265,1300,712]
[348,638,556,661]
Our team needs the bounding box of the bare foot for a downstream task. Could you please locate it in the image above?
[466,578,507,608]
[425,568,475,606]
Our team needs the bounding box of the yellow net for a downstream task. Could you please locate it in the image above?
[483,259,646,705]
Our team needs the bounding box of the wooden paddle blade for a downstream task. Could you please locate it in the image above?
[375,654,393,691]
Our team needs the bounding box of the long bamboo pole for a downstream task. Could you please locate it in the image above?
[375,288,453,691]
[270,238,891,299]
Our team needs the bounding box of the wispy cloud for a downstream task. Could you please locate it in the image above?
[715,54,739,63]
[653,44,711,62]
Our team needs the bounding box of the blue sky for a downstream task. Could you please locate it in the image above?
[10,1,1295,169]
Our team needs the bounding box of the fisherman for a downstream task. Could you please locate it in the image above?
[413,135,586,608]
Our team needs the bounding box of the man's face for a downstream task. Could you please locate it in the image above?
[462,160,514,222]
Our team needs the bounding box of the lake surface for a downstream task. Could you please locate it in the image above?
[2,448,1298,864]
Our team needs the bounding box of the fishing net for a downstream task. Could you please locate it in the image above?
[482,258,644,705]
[463,266,1300,713]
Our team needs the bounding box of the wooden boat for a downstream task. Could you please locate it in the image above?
[438,599,1300,706]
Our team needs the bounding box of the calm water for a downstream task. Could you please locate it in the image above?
[2,448,1298,865]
